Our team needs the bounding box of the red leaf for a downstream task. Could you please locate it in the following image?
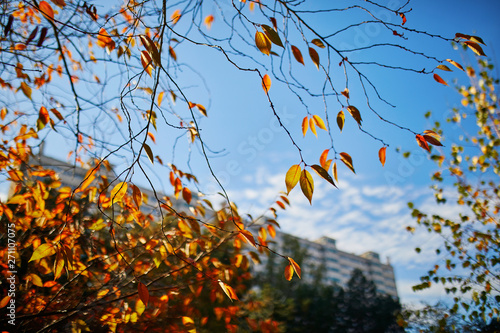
[379,147,387,167]
[138,282,149,306]
[433,73,448,86]
[416,134,430,152]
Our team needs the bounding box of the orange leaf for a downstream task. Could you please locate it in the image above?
[319,149,329,168]
[204,15,214,29]
[79,167,97,192]
[169,46,177,61]
[341,88,350,99]
[138,282,149,306]
[309,117,317,137]
[291,45,304,65]
[53,252,64,280]
[337,110,344,132]
[288,257,301,279]
[197,104,207,117]
[301,116,309,136]
[285,164,301,194]
[147,131,156,143]
[39,1,54,20]
[171,9,181,24]
[0,296,11,308]
[309,47,320,69]
[239,230,256,248]
[255,31,271,56]
[416,134,430,152]
[267,224,276,238]
[276,201,285,210]
[333,162,338,182]
[340,152,355,173]
[446,59,464,71]
[140,35,161,67]
[262,74,271,93]
[131,184,142,208]
[157,91,164,107]
[347,106,362,126]
[299,169,314,204]
[284,264,293,281]
[182,187,192,204]
[379,147,387,167]
[140,51,153,77]
[219,281,239,300]
[433,73,448,86]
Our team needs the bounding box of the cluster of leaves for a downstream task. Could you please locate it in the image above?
[406,58,499,328]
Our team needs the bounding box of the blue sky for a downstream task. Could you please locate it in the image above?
[30,0,500,305]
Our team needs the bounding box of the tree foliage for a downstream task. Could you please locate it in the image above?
[407,58,499,328]
[0,0,489,331]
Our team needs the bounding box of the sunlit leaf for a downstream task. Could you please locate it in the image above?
[284,264,293,281]
[299,169,314,204]
[157,91,164,107]
[171,9,181,24]
[239,230,256,248]
[309,117,317,137]
[39,1,54,20]
[446,59,464,71]
[311,164,336,188]
[262,74,271,93]
[464,41,486,56]
[255,31,271,55]
[182,187,192,204]
[37,106,50,131]
[379,147,387,167]
[320,149,329,168]
[309,47,320,69]
[400,13,407,25]
[333,162,338,182]
[204,15,214,29]
[301,116,309,136]
[110,182,127,203]
[29,243,56,262]
[138,282,149,306]
[143,143,154,164]
[291,45,304,65]
[0,296,11,308]
[433,73,448,86]
[436,64,452,72]
[312,115,326,131]
[218,280,239,300]
[262,24,283,47]
[288,257,301,279]
[27,273,43,287]
[20,82,32,100]
[341,88,350,99]
[267,224,276,238]
[424,134,443,147]
[140,51,153,77]
[53,252,64,280]
[197,104,207,117]
[169,46,177,61]
[285,164,301,194]
[340,152,355,173]
[132,184,142,207]
[337,110,344,132]
[140,35,161,67]
[311,38,325,48]
[347,106,362,126]
[415,134,430,152]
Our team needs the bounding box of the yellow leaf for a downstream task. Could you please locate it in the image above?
[346,106,362,126]
[299,169,314,204]
[288,257,301,279]
[197,104,207,117]
[29,243,56,262]
[312,115,326,130]
[301,116,309,136]
[436,64,452,72]
[27,273,43,287]
[309,117,317,137]
[53,252,64,280]
[291,45,304,65]
[110,182,128,203]
[262,74,271,93]
[333,162,338,182]
[337,110,344,132]
[157,91,164,107]
[340,152,355,173]
[255,31,271,55]
[311,38,325,48]
[261,24,283,47]
[267,224,276,238]
[20,82,32,99]
[464,41,486,56]
[285,164,301,194]
[379,147,387,167]
[140,51,153,77]
[446,59,464,71]
[309,47,320,70]
[138,282,149,306]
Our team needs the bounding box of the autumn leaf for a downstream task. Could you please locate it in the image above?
[333,162,338,182]
[143,143,154,164]
[182,187,192,204]
[284,264,293,281]
[261,24,283,47]
[140,51,153,77]
[37,106,50,131]
[464,41,486,56]
[138,282,149,306]
[312,115,326,130]
[311,164,336,188]
[37,27,48,47]
[309,47,320,69]
[255,31,271,55]
[291,45,304,65]
[0,296,11,308]
[39,1,54,21]
[132,184,143,208]
[262,74,271,93]
[20,82,32,99]
[219,281,239,300]
[423,134,443,147]
[301,116,309,136]
[340,152,355,173]
[171,9,181,24]
[197,104,207,117]
[140,35,161,67]
[446,59,464,71]
[299,169,314,204]
[239,230,256,248]
[379,147,387,167]
[168,46,177,61]
[110,182,128,203]
[341,88,349,99]
[311,38,325,48]
[285,164,301,194]
[51,0,66,7]
[288,257,301,279]
[29,243,57,262]
[26,27,39,45]
[309,117,317,137]
[157,91,164,107]
[436,64,452,72]
[415,134,430,152]
[267,224,276,238]
[319,149,329,168]
[53,252,64,280]
[347,105,362,126]
[337,110,344,132]
[204,15,214,29]
[400,12,407,25]
[433,73,448,86]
